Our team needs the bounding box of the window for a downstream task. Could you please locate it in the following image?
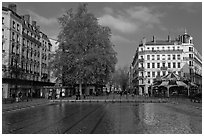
[157,47,159,50]
[157,55,160,60]
[11,43,15,53]
[147,72,150,77]
[157,63,160,68]
[152,71,155,77]
[141,79,144,84]
[168,46,170,50]
[173,55,176,60]
[189,47,193,52]
[141,72,144,77]
[189,61,193,66]
[2,17,4,25]
[162,71,166,76]
[2,29,5,51]
[152,47,154,51]
[152,63,155,68]
[162,55,165,60]
[12,32,15,40]
[178,62,180,68]
[147,63,150,68]
[173,62,176,68]
[148,80,150,84]
[2,29,4,38]
[13,21,15,29]
[173,46,175,50]
[178,71,181,76]
[152,55,154,60]
[177,54,180,60]
[17,24,20,31]
[23,38,26,45]
[168,55,171,60]
[162,47,165,50]
[168,62,171,68]
[17,34,19,43]
[157,71,160,77]
[16,46,19,54]
[189,54,193,58]
[162,62,165,67]
[147,55,150,60]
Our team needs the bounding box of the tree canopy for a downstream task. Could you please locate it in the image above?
[51,3,117,86]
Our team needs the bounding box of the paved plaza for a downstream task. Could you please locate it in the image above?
[2,95,202,134]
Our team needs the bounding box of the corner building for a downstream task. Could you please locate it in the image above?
[131,31,202,96]
[2,4,54,98]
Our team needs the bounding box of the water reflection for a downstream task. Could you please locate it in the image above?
[3,102,200,134]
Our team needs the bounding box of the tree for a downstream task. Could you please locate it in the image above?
[51,3,117,95]
[7,54,24,95]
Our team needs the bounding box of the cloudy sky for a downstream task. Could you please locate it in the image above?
[3,2,202,68]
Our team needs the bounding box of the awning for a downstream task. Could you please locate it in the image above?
[189,82,198,87]
[159,81,169,86]
[176,81,188,88]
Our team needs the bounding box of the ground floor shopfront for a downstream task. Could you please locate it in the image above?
[133,84,199,97]
[2,78,55,99]
[42,84,106,99]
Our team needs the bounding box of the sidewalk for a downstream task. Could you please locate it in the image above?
[51,94,170,103]
[2,95,201,113]
[2,98,51,113]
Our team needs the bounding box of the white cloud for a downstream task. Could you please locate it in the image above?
[99,6,165,34]
[126,6,163,24]
[179,3,199,13]
[99,14,138,33]
[103,7,114,14]
[111,34,138,67]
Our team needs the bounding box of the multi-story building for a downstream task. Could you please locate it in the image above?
[131,31,202,95]
[2,4,54,98]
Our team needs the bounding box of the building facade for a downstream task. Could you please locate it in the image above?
[131,31,202,95]
[2,4,54,98]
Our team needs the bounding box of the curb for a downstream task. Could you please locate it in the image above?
[50,99,169,103]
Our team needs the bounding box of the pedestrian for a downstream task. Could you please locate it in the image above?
[26,92,29,102]
[18,91,22,102]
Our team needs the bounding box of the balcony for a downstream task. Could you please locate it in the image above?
[160,66,168,71]
[138,67,145,71]
[138,76,144,80]
[138,58,144,62]
[138,49,183,55]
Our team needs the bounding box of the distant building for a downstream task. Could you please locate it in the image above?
[2,4,54,98]
[131,31,202,95]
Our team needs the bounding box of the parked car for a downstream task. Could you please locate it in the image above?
[189,93,202,103]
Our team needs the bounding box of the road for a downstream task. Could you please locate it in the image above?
[2,102,202,134]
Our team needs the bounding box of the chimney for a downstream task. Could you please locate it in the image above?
[153,36,156,43]
[8,3,17,13]
[142,37,146,45]
[36,26,40,31]
[23,14,30,24]
[32,21,37,26]
[167,35,171,42]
